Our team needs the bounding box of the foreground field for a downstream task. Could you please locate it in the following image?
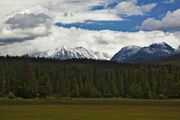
[0,98,180,120]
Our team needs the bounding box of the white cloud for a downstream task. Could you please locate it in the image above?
[44,0,157,23]
[0,26,179,56]
[163,0,176,4]
[141,9,180,31]
[0,0,119,26]
[0,0,157,27]
[42,0,122,23]
[112,0,157,16]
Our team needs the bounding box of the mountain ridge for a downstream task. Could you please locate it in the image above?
[30,46,111,60]
[112,42,179,63]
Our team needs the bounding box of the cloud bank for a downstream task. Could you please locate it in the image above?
[0,0,157,25]
[0,26,179,56]
[141,9,180,31]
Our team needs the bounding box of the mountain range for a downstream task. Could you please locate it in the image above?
[111,42,180,63]
[29,42,179,63]
[30,46,111,60]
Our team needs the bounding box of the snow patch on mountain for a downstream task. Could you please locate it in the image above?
[137,42,175,56]
[111,45,141,62]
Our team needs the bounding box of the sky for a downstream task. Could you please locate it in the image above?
[0,0,180,56]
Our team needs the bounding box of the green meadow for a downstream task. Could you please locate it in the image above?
[0,98,180,120]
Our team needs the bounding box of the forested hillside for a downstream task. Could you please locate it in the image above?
[0,56,180,99]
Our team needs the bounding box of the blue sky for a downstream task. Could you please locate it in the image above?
[56,0,180,32]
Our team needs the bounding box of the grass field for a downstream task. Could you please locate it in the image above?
[0,98,180,120]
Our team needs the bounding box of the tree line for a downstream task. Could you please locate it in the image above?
[0,56,180,99]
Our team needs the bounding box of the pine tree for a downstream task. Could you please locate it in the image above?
[102,80,111,97]
[15,79,29,98]
[71,77,80,97]
[176,82,180,98]
[38,74,52,99]
[129,83,143,98]
[28,72,38,98]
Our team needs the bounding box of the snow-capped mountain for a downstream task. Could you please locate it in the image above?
[31,46,110,60]
[135,42,175,60]
[112,42,176,63]
[111,45,141,62]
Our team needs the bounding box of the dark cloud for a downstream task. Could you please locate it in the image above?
[0,37,35,46]
[0,12,52,46]
[6,13,51,29]
[94,36,109,45]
